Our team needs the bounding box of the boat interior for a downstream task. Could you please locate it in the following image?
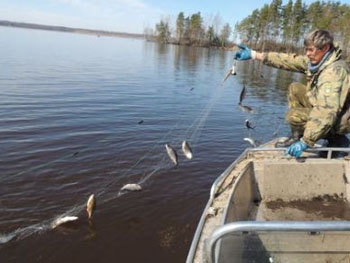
[204,148,350,263]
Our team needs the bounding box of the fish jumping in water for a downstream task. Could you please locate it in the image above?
[165,144,178,166]
[222,63,237,84]
[86,194,96,220]
[51,216,79,229]
[121,183,142,191]
[181,140,193,160]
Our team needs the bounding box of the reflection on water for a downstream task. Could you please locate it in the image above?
[0,27,302,262]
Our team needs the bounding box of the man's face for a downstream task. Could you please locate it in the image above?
[305,44,330,65]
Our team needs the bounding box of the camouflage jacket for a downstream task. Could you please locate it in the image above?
[262,45,350,146]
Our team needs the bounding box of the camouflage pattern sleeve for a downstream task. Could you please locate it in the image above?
[302,65,348,146]
[263,52,308,73]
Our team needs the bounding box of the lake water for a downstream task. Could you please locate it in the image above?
[0,27,303,262]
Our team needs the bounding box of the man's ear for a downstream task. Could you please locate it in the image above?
[322,44,331,52]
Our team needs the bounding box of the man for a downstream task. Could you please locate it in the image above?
[234,29,350,158]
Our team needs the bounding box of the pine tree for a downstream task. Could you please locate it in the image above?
[176,12,185,44]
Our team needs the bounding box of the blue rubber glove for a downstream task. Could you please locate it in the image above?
[286,140,308,158]
[233,44,253,60]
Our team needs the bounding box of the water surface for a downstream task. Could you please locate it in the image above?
[0,27,302,262]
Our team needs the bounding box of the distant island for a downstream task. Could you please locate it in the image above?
[0,20,144,39]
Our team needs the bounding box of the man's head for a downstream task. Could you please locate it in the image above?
[304,29,334,65]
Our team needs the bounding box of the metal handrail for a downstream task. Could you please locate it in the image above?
[250,146,350,159]
[208,221,350,263]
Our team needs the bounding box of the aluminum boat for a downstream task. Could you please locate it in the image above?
[187,139,350,263]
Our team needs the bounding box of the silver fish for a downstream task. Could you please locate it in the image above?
[0,233,16,244]
[51,216,79,229]
[181,140,193,160]
[245,119,255,129]
[239,84,246,104]
[86,194,96,220]
[165,144,178,166]
[238,104,255,113]
[222,63,237,84]
[231,63,237,75]
[121,183,142,191]
[243,137,257,147]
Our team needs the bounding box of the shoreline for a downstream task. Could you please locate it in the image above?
[0,20,145,39]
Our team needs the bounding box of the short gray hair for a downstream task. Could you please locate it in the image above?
[304,29,334,49]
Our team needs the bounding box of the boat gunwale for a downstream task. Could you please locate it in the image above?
[186,148,251,263]
[220,162,253,225]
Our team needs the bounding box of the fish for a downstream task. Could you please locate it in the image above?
[181,140,193,160]
[86,194,96,220]
[238,104,255,114]
[0,233,16,244]
[51,216,79,229]
[121,183,142,191]
[138,120,144,124]
[165,144,178,166]
[222,63,237,84]
[243,137,257,147]
[245,119,255,129]
[239,84,246,104]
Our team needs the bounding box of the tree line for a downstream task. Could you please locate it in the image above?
[150,0,350,58]
[236,0,350,56]
[147,12,232,48]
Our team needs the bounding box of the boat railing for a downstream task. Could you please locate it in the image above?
[250,146,350,160]
[208,221,350,263]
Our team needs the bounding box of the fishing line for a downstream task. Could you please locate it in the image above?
[106,81,226,191]
[1,94,195,242]
[0,126,174,245]
[59,108,191,210]
[75,79,226,200]
[180,83,226,147]
[1,74,226,247]
[0,204,85,245]
[97,111,189,194]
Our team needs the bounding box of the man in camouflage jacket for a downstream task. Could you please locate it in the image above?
[234,29,350,158]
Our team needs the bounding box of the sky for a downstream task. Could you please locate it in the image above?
[1,0,350,34]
